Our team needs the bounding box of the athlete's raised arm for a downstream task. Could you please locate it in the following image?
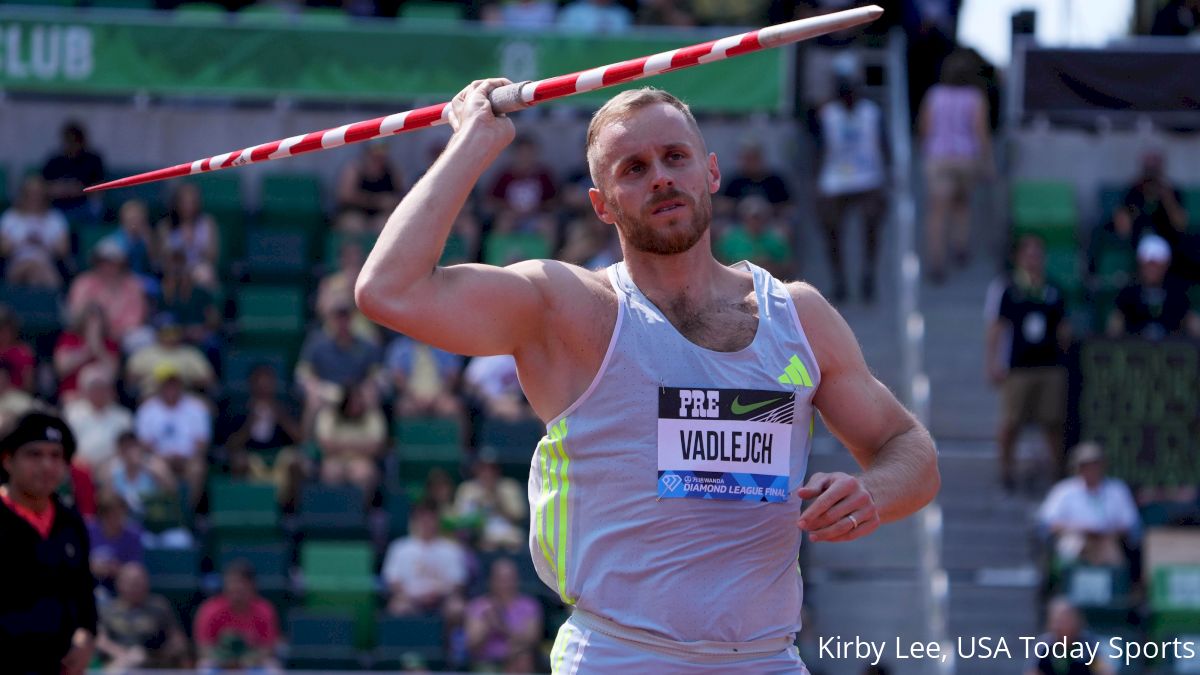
[790,282,939,542]
[355,78,551,357]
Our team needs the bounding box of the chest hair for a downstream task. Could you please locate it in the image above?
[660,293,759,352]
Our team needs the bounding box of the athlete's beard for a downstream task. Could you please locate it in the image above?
[612,188,712,256]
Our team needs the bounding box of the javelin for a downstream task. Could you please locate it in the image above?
[86,5,882,193]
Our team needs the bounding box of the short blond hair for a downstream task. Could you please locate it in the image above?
[585,88,704,188]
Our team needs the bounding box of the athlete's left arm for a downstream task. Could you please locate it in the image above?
[789,282,939,542]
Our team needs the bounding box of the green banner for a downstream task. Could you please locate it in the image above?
[0,11,788,111]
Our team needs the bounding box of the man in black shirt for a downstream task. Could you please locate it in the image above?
[42,121,105,222]
[0,411,97,675]
[1108,234,1200,340]
[985,236,1071,490]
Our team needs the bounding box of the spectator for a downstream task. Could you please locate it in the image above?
[386,334,465,418]
[110,199,158,281]
[489,0,557,28]
[104,432,176,518]
[637,0,695,27]
[1038,442,1139,567]
[464,557,542,672]
[41,121,105,222]
[95,562,188,670]
[134,365,211,507]
[985,236,1070,490]
[1151,0,1200,36]
[715,195,792,281]
[157,183,219,289]
[463,355,533,422]
[1023,597,1114,675]
[86,492,145,591]
[557,214,619,270]
[67,238,149,349]
[158,249,223,366]
[54,303,120,402]
[336,142,405,233]
[689,0,769,27]
[423,467,460,527]
[487,135,558,230]
[918,49,992,283]
[720,140,791,219]
[557,0,632,32]
[1107,235,1200,339]
[0,359,36,429]
[295,297,383,428]
[0,306,36,393]
[64,364,132,473]
[193,559,282,673]
[1086,201,1137,297]
[223,363,305,505]
[483,210,553,266]
[126,314,215,400]
[1,175,70,289]
[316,241,379,345]
[314,382,386,504]
[812,75,889,303]
[382,501,468,617]
[453,450,526,552]
[1122,152,1190,254]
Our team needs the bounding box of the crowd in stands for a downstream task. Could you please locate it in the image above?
[0,114,808,670]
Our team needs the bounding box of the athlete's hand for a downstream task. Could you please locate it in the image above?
[796,472,879,542]
[447,78,516,150]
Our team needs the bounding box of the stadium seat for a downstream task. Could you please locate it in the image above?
[74,223,115,264]
[399,0,463,22]
[1064,565,1134,632]
[207,479,280,547]
[1183,187,1200,234]
[1150,565,1200,641]
[102,167,167,221]
[0,165,9,210]
[1011,180,1078,246]
[174,2,226,21]
[285,610,362,670]
[483,232,552,266]
[371,615,445,669]
[144,546,203,621]
[220,347,289,399]
[234,285,307,342]
[141,490,187,534]
[240,227,312,282]
[260,173,324,232]
[0,285,62,342]
[238,2,290,23]
[300,7,351,27]
[323,231,377,267]
[300,541,377,648]
[88,0,155,10]
[384,491,410,540]
[297,483,369,541]
[1044,244,1083,303]
[189,174,245,261]
[479,417,544,478]
[216,542,293,616]
[394,415,464,481]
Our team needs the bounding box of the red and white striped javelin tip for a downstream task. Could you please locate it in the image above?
[85,5,882,193]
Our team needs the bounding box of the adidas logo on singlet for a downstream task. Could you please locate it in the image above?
[777,354,814,388]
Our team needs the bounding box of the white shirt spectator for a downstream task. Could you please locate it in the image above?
[64,397,133,469]
[381,535,468,600]
[1038,476,1140,536]
[464,355,521,400]
[0,207,68,267]
[135,394,211,459]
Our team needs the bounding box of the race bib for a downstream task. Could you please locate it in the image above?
[657,387,795,503]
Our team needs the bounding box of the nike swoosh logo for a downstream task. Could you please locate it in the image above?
[730,396,782,416]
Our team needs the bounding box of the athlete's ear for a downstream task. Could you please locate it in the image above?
[708,152,721,194]
[589,186,616,225]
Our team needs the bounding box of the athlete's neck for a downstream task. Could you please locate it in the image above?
[622,237,728,308]
[0,484,52,514]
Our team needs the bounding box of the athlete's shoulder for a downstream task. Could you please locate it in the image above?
[781,280,831,316]
[508,258,616,310]
[780,280,863,374]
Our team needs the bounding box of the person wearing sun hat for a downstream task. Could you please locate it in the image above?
[0,411,97,675]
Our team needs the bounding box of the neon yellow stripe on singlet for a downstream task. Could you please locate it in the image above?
[552,419,575,604]
[535,435,556,572]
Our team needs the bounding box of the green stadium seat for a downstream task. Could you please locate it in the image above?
[1151,566,1200,641]
[483,231,552,266]
[174,2,226,21]
[260,173,324,231]
[324,231,377,267]
[479,417,543,478]
[0,285,62,341]
[235,285,307,339]
[1184,187,1200,234]
[0,165,9,210]
[142,490,187,534]
[238,2,291,23]
[189,174,245,251]
[1097,184,1126,224]
[74,223,115,263]
[371,615,445,669]
[297,484,369,540]
[286,611,362,670]
[300,541,377,648]
[399,0,463,22]
[241,227,312,282]
[144,546,203,619]
[1044,245,1083,302]
[88,0,155,9]
[1012,180,1078,246]
[394,415,464,481]
[384,491,410,540]
[300,6,350,26]
[208,479,280,547]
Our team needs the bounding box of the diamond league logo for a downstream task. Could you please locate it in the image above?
[660,474,682,491]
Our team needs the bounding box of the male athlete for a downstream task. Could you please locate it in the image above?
[357,78,940,672]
